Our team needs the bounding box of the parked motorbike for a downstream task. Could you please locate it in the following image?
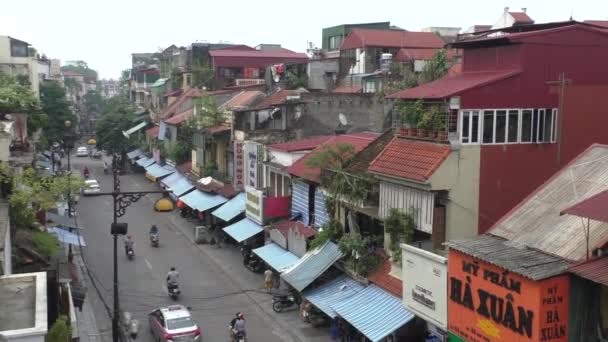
[150,233,159,248]
[168,283,180,300]
[272,289,301,313]
[245,255,264,273]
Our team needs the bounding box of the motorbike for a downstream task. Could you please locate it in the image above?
[125,246,135,260]
[245,255,264,273]
[150,233,159,248]
[228,327,246,342]
[167,283,180,300]
[103,167,109,175]
[272,289,301,313]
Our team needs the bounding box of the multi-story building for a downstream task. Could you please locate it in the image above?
[0,36,48,97]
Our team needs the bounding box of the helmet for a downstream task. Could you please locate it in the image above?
[238,313,244,319]
[127,235,132,239]
[170,267,176,271]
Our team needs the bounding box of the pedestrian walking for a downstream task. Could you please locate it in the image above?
[264,268,273,291]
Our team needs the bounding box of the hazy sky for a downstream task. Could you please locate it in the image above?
[1,0,607,79]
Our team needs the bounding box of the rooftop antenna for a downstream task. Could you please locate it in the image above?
[570,8,573,21]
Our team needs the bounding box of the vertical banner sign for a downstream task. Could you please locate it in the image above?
[233,140,244,191]
[447,250,569,342]
[246,142,258,189]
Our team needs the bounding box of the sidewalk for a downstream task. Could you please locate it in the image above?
[165,212,333,342]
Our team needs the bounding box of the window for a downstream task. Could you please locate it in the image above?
[537,108,555,143]
[364,80,376,93]
[10,40,28,57]
[507,110,519,143]
[167,317,195,330]
[269,171,276,197]
[328,36,344,50]
[520,109,533,143]
[482,110,494,143]
[460,110,480,143]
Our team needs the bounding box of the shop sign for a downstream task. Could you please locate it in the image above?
[244,142,260,189]
[233,140,244,190]
[245,185,264,225]
[448,250,569,342]
[402,244,448,329]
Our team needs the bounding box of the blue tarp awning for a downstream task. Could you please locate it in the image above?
[302,275,365,319]
[136,157,155,167]
[253,243,300,272]
[223,218,264,243]
[127,149,144,159]
[171,177,195,197]
[281,241,342,291]
[48,227,87,246]
[160,172,183,188]
[212,193,246,222]
[331,285,415,342]
[179,190,227,212]
[145,163,175,178]
[46,212,78,229]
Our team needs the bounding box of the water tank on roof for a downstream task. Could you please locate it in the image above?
[380,53,393,72]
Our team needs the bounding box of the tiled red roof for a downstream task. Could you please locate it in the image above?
[509,11,534,24]
[368,258,402,298]
[394,48,437,61]
[269,136,332,152]
[146,125,159,138]
[165,108,193,125]
[471,25,492,32]
[209,49,308,68]
[221,90,265,111]
[164,90,182,97]
[447,62,462,76]
[368,137,450,182]
[332,85,362,94]
[569,257,608,287]
[287,132,380,183]
[206,125,230,135]
[584,20,608,28]
[274,220,317,239]
[387,70,520,100]
[560,189,608,223]
[340,29,445,50]
[250,90,305,111]
[160,88,204,119]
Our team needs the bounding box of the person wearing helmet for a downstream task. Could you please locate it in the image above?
[233,313,246,338]
[166,267,179,289]
[124,235,135,255]
[149,225,159,235]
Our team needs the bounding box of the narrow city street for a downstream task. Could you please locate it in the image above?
[72,155,295,342]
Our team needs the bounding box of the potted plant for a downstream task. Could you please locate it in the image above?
[397,100,424,137]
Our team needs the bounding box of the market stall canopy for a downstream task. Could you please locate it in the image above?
[170,177,195,197]
[160,172,183,188]
[212,193,246,222]
[48,227,87,246]
[127,149,144,160]
[253,243,300,272]
[145,164,175,179]
[136,157,155,168]
[281,241,342,291]
[331,285,415,342]
[179,190,227,212]
[46,212,78,230]
[302,275,364,319]
[223,217,264,243]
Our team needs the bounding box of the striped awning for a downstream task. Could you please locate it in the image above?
[281,241,342,291]
[136,157,155,167]
[179,190,227,212]
[302,275,364,319]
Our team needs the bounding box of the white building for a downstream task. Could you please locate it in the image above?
[0,36,47,98]
[0,272,48,342]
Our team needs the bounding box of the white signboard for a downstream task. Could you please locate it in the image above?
[402,244,448,329]
[245,185,264,225]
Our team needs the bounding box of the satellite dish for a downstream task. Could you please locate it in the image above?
[338,113,348,126]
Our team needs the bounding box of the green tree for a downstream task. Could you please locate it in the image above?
[191,63,214,89]
[40,82,76,143]
[48,316,72,342]
[95,97,139,155]
[0,73,39,114]
[384,208,416,262]
[83,90,104,115]
[62,61,98,83]
[419,49,450,84]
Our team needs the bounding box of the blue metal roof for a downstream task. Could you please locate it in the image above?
[170,177,195,197]
[302,275,364,318]
[48,227,87,246]
[222,218,264,243]
[127,149,144,159]
[136,157,155,167]
[253,243,300,272]
[281,241,342,291]
[212,193,246,222]
[179,190,227,212]
[160,172,183,188]
[145,163,175,178]
[331,285,415,342]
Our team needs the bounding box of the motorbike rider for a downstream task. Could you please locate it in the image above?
[149,224,159,236]
[233,313,246,339]
[166,267,179,291]
[83,166,90,178]
[229,313,240,340]
[124,235,135,255]
[103,161,109,174]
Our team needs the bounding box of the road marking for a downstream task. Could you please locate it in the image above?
[144,258,153,270]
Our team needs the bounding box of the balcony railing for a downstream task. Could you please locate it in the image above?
[235,79,265,86]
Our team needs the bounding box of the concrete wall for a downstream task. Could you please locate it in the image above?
[307,59,339,90]
[429,145,480,240]
[287,228,308,257]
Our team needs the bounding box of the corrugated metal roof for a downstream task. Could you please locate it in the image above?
[165,108,193,125]
[136,157,155,168]
[146,125,159,138]
[253,243,300,272]
[220,90,264,111]
[340,29,445,50]
[560,189,608,223]
[145,164,175,178]
[491,144,608,261]
[367,257,402,297]
[212,193,246,222]
[394,48,437,61]
[222,218,264,243]
[269,136,333,152]
[281,241,342,291]
[46,212,77,229]
[509,11,534,24]
[127,149,144,159]
[569,257,608,286]
[160,172,184,189]
[332,285,415,342]
[387,70,521,100]
[448,235,570,280]
[179,190,227,212]
[274,220,316,239]
[302,275,365,318]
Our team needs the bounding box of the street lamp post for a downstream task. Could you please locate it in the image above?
[91,154,167,342]
[63,120,76,261]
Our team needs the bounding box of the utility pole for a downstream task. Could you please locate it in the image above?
[547,72,572,165]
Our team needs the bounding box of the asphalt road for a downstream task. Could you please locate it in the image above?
[72,154,288,342]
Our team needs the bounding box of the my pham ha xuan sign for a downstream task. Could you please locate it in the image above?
[448,250,569,342]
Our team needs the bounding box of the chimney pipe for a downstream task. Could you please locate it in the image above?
[504,6,509,13]
[521,7,527,13]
